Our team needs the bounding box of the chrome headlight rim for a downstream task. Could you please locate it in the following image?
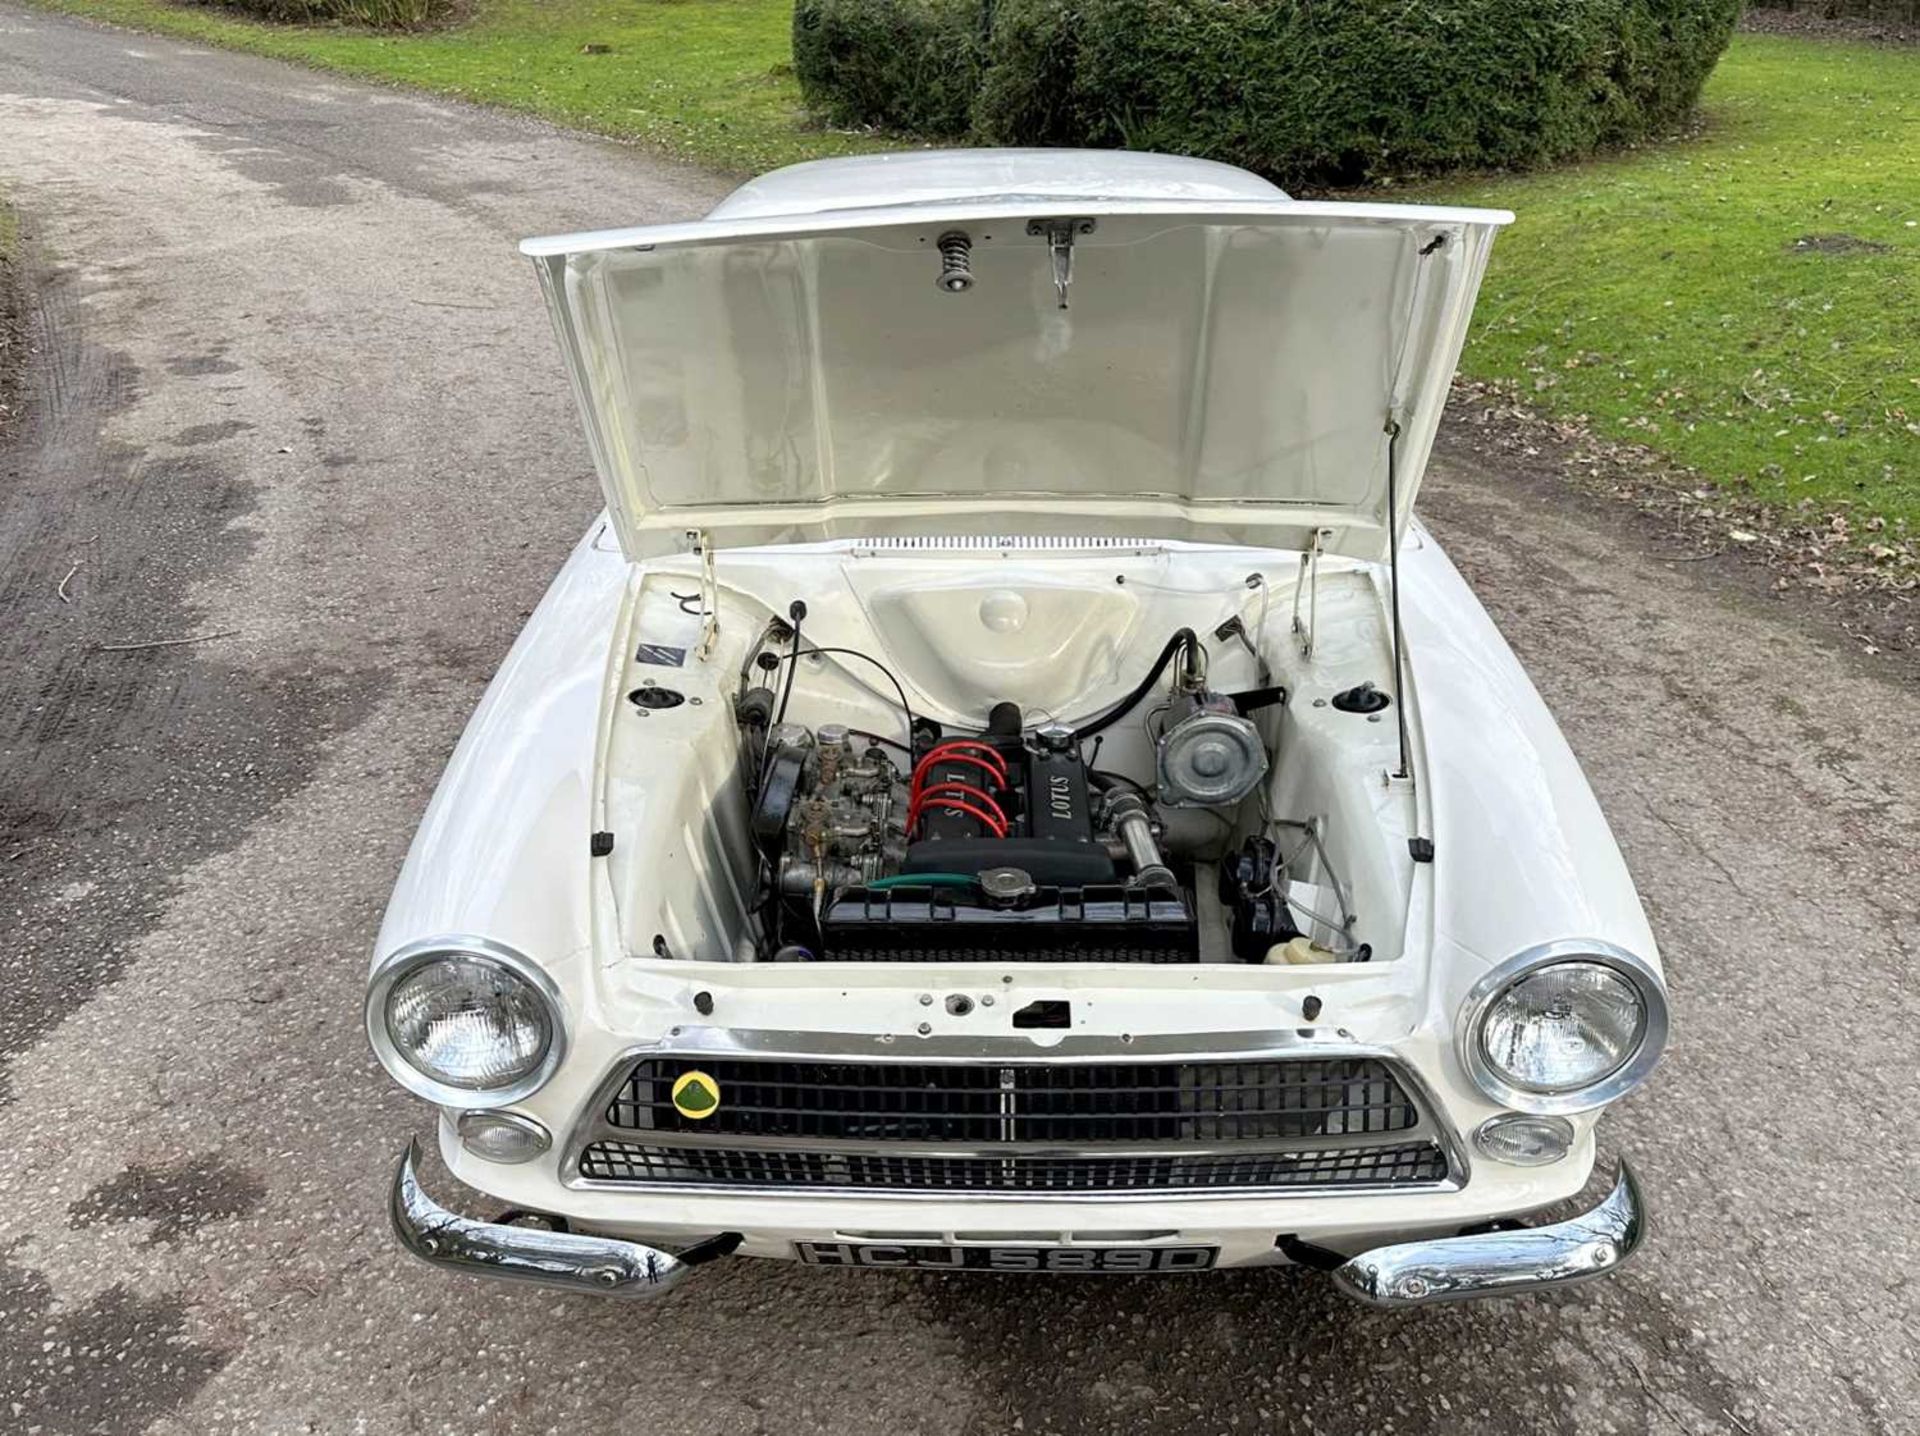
[1458,939,1669,1116]
[366,935,568,1110]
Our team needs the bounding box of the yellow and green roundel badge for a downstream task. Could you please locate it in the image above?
[671,1069,721,1120]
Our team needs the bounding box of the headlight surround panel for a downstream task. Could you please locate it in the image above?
[1458,940,1669,1115]
[366,937,568,1109]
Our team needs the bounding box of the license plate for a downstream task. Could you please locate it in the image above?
[794,1242,1218,1272]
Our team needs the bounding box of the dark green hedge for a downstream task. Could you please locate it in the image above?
[195,0,444,26]
[794,0,1742,185]
[791,0,994,134]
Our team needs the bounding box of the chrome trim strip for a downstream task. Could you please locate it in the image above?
[365,935,570,1111]
[389,1139,724,1298]
[599,1024,1397,1064]
[580,1129,1430,1160]
[1455,941,1670,1115]
[1331,1161,1646,1306]
[560,1028,1469,1201]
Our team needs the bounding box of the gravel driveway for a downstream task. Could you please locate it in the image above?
[1,10,1915,1434]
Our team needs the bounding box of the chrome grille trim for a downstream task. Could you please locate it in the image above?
[562,1029,1466,1201]
[577,1141,1451,1194]
[604,1056,1423,1144]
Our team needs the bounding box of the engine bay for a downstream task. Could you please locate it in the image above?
[733,612,1346,965]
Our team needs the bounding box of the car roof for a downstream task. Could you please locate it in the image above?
[705,148,1290,221]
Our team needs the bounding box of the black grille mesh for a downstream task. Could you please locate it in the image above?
[578,1140,1449,1192]
[607,1057,1420,1145]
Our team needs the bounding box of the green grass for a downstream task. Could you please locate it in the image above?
[30,0,887,172]
[1432,36,1919,540]
[15,1,1920,539]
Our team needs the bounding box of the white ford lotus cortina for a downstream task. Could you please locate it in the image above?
[368,149,1667,1306]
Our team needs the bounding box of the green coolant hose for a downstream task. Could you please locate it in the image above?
[864,873,975,890]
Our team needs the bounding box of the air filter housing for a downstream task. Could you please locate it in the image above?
[1157,691,1268,807]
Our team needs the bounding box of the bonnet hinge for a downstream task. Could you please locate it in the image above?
[684,528,720,659]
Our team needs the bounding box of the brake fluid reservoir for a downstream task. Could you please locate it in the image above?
[1267,936,1340,965]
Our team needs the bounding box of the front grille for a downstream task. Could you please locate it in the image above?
[575,1053,1452,1196]
[578,1140,1450,1192]
[607,1057,1421,1145]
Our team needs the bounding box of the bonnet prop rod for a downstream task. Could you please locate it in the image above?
[1383,229,1450,793]
[1384,415,1411,784]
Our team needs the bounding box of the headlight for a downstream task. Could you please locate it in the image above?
[1459,941,1668,1114]
[366,939,566,1107]
[1484,964,1643,1091]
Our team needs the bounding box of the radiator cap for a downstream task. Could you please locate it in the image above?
[978,867,1038,904]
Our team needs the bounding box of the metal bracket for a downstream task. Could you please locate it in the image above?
[1290,528,1329,658]
[1214,615,1264,681]
[685,529,720,659]
[1026,217,1095,310]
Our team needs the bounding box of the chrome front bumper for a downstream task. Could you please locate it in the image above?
[1332,1163,1647,1306]
[390,1140,738,1298]
[390,1139,1644,1307]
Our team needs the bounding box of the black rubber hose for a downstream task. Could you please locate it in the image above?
[773,601,805,729]
[756,602,807,803]
[1071,628,1199,742]
[1088,768,1151,797]
[736,614,780,702]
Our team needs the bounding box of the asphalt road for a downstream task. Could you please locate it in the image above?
[1,11,1916,1435]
